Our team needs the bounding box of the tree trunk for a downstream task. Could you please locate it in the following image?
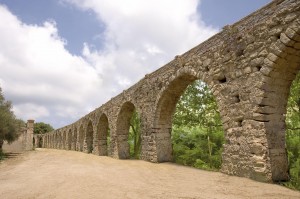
[135,134,141,159]
[0,139,3,152]
[130,122,141,159]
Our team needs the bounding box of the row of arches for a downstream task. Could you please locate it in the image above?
[42,71,216,162]
[42,114,110,156]
[40,61,297,182]
[41,102,144,160]
[38,0,300,183]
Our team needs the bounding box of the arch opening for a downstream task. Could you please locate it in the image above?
[116,102,141,159]
[33,137,36,149]
[253,26,300,183]
[172,80,224,170]
[73,128,77,151]
[97,114,110,156]
[154,73,224,168]
[56,133,59,148]
[67,129,72,150]
[58,133,62,149]
[38,137,43,148]
[285,72,300,189]
[257,33,300,183]
[53,134,55,148]
[79,125,84,152]
[54,133,58,148]
[86,121,94,153]
[62,131,66,150]
[129,110,141,159]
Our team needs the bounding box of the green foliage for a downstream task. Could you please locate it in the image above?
[173,81,221,128]
[172,126,223,170]
[172,75,300,191]
[33,122,54,134]
[0,150,4,160]
[128,110,141,159]
[172,80,224,171]
[0,86,24,152]
[285,73,300,190]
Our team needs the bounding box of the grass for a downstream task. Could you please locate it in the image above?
[0,150,6,161]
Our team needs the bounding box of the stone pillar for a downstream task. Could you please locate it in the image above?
[24,119,34,150]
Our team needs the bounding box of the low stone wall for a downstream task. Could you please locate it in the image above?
[2,120,35,153]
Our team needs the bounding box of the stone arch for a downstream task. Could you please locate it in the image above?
[73,127,78,151]
[79,125,84,152]
[43,135,46,148]
[48,135,50,147]
[97,113,109,156]
[34,0,300,183]
[252,22,300,181]
[55,133,57,148]
[46,134,48,148]
[153,67,223,163]
[62,131,67,149]
[44,134,47,148]
[116,101,137,159]
[86,121,94,153]
[57,131,61,149]
[32,137,36,149]
[38,136,43,148]
[50,134,52,147]
[154,68,201,126]
[50,134,52,148]
[58,132,61,148]
[51,133,54,148]
[67,129,72,150]
[60,131,63,149]
[55,132,58,148]
[56,132,60,149]
[53,133,56,148]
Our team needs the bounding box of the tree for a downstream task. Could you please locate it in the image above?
[34,122,54,134]
[173,81,222,128]
[285,72,300,190]
[128,110,141,159]
[172,80,224,170]
[0,87,24,152]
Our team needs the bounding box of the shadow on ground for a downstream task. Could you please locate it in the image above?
[0,151,23,161]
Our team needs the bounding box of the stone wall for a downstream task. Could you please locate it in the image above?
[2,120,35,152]
[39,0,300,182]
[24,120,34,151]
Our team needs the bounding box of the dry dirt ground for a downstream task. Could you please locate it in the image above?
[0,148,300,199]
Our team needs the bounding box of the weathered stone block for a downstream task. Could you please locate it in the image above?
[280,33,296,47]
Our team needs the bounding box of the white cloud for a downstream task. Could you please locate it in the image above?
[65,0,217,87]
[0,1,217,128]
[0,5,102,127]
[13,103,50,120]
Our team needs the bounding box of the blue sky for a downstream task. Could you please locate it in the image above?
[0,0,272,128]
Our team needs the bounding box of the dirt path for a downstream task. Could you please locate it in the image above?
[0,149,299,199]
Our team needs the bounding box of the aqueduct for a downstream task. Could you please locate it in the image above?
[38,0,300,182]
